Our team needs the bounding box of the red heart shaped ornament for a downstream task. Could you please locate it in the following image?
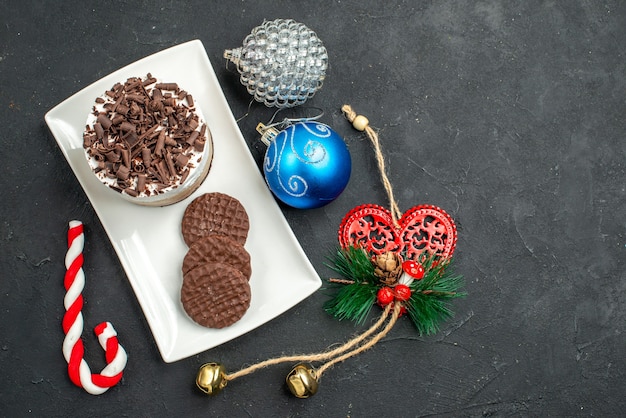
[338,204,457,259]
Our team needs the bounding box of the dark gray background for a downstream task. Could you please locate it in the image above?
[2,1,625,416]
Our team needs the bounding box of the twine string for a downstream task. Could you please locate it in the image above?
[341,104,403,226]
[224,303,393,382]
[316,303,402,379]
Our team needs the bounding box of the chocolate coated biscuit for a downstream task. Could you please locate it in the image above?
[182,234,251,280]
[181,192,249,247]
[181,262,251,329]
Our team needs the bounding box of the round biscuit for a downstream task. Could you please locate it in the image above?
[181,192,249,246]
[182,234,252,280]
[181,262,251,328]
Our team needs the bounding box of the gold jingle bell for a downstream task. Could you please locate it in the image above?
[286,363,319,398]
[196,362,228,395]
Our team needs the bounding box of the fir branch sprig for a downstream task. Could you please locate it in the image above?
[327,245,376,284]
[323,246,379,324]
[324,246,466,333]
[407,256,466,335]
[323,282,377,324]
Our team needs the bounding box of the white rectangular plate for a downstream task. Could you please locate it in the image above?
[45,40,322,363]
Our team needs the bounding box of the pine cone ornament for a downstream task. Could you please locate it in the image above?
[372,252,402,285]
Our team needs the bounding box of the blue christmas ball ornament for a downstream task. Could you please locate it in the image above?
[263,121,351,209]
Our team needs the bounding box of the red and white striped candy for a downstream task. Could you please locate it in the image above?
[62,220,127,395]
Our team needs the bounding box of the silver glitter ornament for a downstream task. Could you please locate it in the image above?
[224,19,328,108]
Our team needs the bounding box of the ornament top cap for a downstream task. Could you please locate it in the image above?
[256,123,279,146]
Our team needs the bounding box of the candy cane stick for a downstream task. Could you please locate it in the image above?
[62,220,127,395]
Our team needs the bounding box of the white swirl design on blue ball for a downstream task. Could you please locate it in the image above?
[264,122,330,198]
[264,135,279,172]
[299,140,326,164]
[286,174,307,195]
[302,121,331,137]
